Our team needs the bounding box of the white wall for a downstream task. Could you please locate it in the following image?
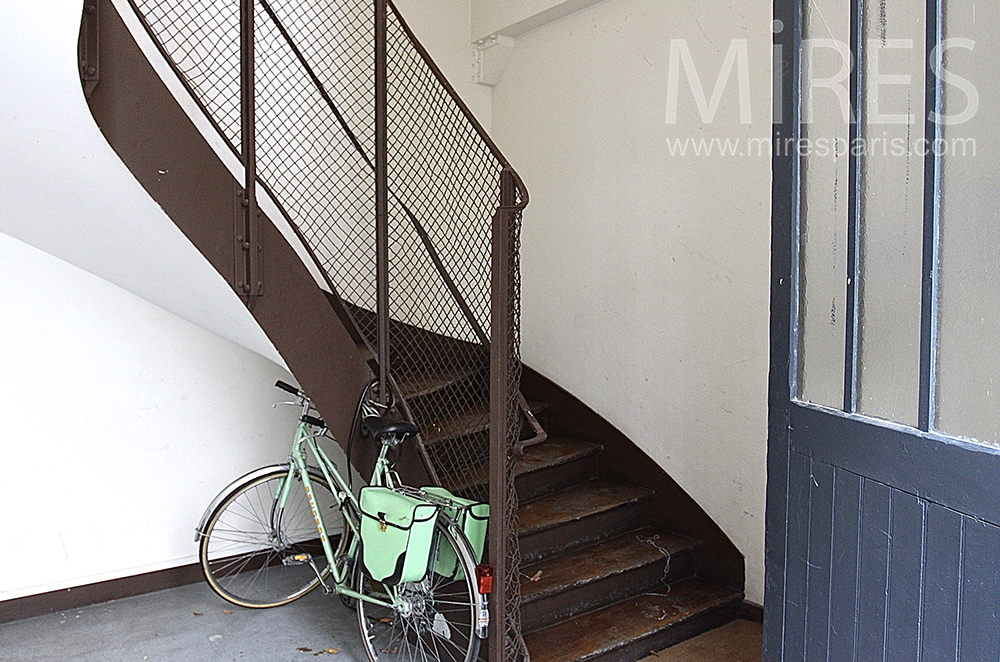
[0,0,285,366]
[471,0,605,40]
[0,0,355,602]
[0,232,320,600]
[490,0,772,603]
[394,0,491,129]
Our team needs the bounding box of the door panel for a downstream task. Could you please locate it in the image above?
[770,1,1000,654]
[885,491,923,662]
[781,450,1000,660]
[803,459,834,662]
[827,469,863,662]
[855,479,890,661]
[921,504,962,662]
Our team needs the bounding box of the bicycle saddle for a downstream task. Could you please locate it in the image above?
[362,416,419,440]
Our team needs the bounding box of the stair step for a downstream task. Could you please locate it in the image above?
[421,405,490,445]
[523,578,743,662]
[443,437,601,499]
[394,366,483,399]
[420,400,550,446]
[520,529,700,632]
[518,481,654,563]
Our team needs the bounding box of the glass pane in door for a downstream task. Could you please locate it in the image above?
[797,0,851,409]
[855,0,926,426]
[936,0,1000,444]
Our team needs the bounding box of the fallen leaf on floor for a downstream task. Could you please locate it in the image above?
[298,647,312,652]
[223,610,234,614]
[192,612,203,616]
[380,617,393,623]
[326,649,339,654]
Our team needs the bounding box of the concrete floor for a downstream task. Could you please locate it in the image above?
[0,583,369,662]
[0,583,762,662]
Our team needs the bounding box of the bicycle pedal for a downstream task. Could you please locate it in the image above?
[283,553,312,566]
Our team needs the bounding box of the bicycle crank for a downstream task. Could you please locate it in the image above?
[283,553,333,594]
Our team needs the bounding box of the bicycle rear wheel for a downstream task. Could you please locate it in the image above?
[199,467,341,608]
[356,519,484,662]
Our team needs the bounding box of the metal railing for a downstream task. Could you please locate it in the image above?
[125,0,532,659]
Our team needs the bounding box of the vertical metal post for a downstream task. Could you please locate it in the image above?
[79,2,100,98]
[843,0,864,413]
[918,0,943,432]
[375,0,390,403]
[239,0,262,309]
[489,170,515,662]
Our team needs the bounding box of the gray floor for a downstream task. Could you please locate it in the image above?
[0,583,369,662]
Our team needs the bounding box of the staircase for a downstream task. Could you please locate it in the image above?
[384,348,744,662]
[85,1,746,660]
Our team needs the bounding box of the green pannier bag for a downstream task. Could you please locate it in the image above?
[358,486,440,585]
[421,487,489,580]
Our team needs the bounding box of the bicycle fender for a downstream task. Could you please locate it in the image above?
[194,464,327,541]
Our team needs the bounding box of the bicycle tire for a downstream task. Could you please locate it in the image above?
[355,518,484,662]
[199,467,342,608]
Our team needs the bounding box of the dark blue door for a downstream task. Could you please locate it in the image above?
[767,0,1000,659]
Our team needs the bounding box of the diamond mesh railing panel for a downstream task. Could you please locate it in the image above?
[125,2,528,659]
[132,0,242,151]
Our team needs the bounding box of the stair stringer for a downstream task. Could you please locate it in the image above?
[85,0,371,455]
[521,366,746,596]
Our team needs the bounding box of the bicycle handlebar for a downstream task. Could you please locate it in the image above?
[275,380,300,395]
[301,414,326,428]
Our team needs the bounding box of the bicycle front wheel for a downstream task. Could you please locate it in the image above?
[199,467,341,608]
[356,519,484,662]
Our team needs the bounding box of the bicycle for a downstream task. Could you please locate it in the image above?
[194,380,491,662]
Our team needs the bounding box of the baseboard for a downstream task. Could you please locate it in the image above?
[0,563,203,625]
[739,600,764,623]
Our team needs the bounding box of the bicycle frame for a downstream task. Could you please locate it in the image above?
[277,415,402,610]
[195,384,489,640]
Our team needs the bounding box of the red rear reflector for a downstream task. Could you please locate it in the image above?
[476,564,494,594]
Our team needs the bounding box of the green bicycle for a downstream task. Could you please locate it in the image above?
[194,380,490,662]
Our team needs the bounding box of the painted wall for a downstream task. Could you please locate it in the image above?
[471,0,605,40]
[0,232,330,600]
[0,0,353,601]
[490,0,772,603]
[0,0,284,365]
[395,0,491,129]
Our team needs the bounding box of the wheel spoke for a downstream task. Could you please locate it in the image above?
[356,520,481,662]
[200,471,338,608]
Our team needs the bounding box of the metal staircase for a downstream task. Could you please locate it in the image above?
[86,1,746,659]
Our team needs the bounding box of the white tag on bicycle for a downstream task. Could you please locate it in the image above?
[478,607,490,629]
[432,612,452,640]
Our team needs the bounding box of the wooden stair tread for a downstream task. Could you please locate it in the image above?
[518,481,654,537]
[523,578,743,662]
[442,437,601,493]
[393,366,483,399]
[421,400,549,445]
[520,529,699,602]
[421,404,490,444]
